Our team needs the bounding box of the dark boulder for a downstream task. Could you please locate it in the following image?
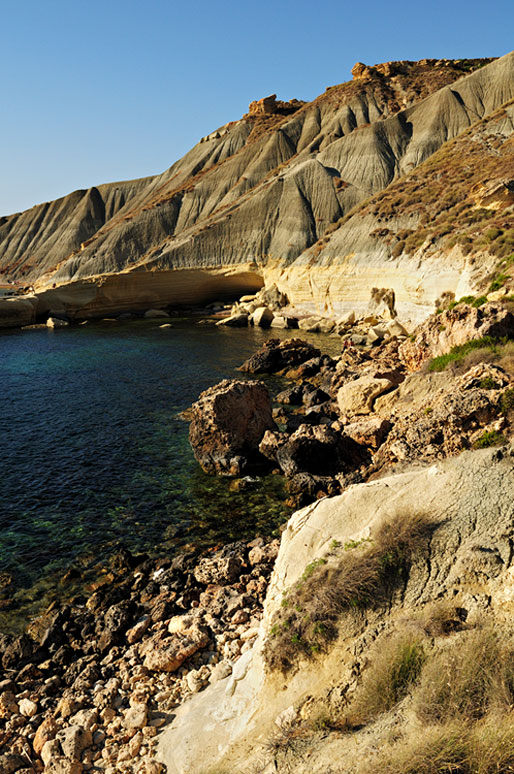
[239,338,320,374]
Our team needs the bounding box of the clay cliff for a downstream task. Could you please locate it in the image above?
[1,54,512,324]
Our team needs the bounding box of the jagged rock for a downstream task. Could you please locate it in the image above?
[56,725,92,761]
[342,416,391,448]
[33,715,59,755]
[215,313,249,327]
[194,543,246,585]
[254,284,289,311]
[124,703,148,729]
[1,634,33,669]
[43,759,83,774]
[0,755,27,773]
[96,601,132,654]
[399,303,514,371]
[336,375,394,416]
[189,379,275,476]
[46,316,69,328]
[367,288,397,320]
[260,424,367,477]
[239,338,321,374]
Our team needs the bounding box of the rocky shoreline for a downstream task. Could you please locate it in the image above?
[0,538,279,774]
[3,294,514,773]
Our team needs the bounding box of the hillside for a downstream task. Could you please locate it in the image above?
[1,54,512,325]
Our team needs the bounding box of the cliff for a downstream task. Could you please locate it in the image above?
[1,54,512,324]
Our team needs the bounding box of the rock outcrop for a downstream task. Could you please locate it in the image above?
[189,379,276,475]
[399,302,514,370]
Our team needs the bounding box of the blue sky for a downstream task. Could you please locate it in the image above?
[1,0,512,216]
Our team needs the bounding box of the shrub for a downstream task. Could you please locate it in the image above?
[500,387,514,413]
[263,511,434,674]
[489,272,509,292]
[428,337,501,371]
[479,376,500,389]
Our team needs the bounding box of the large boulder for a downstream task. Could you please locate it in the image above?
[239,338,320,374]
[337,375,394,417]
[189,379,276,476]
[399,302,514,371]
[259,424,368,477]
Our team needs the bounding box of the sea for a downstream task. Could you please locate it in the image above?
[0,316,337,632]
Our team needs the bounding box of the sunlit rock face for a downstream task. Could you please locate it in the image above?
[1,54,513,322]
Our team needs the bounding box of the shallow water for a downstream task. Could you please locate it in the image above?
[0,318,338,631]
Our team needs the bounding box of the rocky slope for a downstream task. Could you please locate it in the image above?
[2,55,513,324]
[157,444,514,774]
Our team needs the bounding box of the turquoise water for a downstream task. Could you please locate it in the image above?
[0,318,336,629]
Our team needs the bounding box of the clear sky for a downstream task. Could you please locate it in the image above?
[1,0,512,216]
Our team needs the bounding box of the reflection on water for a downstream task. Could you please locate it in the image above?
[0,318,339,631]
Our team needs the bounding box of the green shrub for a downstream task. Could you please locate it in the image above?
[489,273,509,292]
[473,430,505,448]
[479,376,500,389]
[500,387,514,413]
[428,337,501,372]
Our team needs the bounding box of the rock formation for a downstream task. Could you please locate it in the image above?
[1,54,512,324]
[188,379,276,475]
[156,444,514,774]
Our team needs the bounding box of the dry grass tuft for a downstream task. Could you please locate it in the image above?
[350,631,426,722]
[362,715,514,774]
[263,511,435,674]
[414,627,514,723]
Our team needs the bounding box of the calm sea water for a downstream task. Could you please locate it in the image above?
[0,317,336,631]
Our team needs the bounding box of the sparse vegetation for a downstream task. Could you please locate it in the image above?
[473,429,505,448]
[500,387,514,413]
[351,633,425,722]
[428,336,503,371]
[263,511,434,673]
[414,627,514,723]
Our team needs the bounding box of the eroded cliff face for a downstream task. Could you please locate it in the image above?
[0,54,512,322]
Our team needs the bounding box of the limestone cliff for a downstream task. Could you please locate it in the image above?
[1,54,512,323]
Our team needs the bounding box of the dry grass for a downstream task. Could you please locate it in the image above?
[414,627,514,723]
[263,511,435,674]
[350,631,426,722]
[362,715,514,774]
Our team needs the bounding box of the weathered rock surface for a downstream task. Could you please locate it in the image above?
[399,302,514,370]
[189,379,276,475]
[336,374,394,416]
[2,56,512,323]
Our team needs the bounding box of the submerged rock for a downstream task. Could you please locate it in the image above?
[189,379,276,476]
